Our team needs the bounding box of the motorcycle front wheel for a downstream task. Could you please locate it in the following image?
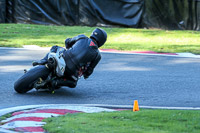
[14,65,50,93]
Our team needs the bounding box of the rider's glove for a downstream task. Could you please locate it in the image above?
[83,74,89,80]
[83,67,93,79]
[65,38,72,49]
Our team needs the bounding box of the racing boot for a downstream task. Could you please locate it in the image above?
[52,79,77,88]
[32,54,49,66]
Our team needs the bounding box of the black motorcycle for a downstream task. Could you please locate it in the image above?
[14,47,87,93]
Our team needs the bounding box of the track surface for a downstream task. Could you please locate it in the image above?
[0,48,200,109]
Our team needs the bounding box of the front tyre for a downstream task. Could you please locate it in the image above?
[14,65,50,93]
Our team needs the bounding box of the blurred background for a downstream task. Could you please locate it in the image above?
[0,0,200,30]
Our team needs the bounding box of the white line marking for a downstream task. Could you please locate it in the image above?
[0,105,48,116]
[1,46,200,58]
[100,50,200,58]
[0,121,46,128]
[2,113,60,123]
[141,106,200,110]
[1,104,200,118]
[37,105,116,113]
[0,104,200,132]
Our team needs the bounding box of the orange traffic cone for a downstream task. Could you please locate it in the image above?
[133,100,139,111]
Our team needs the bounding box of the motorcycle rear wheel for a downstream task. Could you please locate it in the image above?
[14,65,50,93]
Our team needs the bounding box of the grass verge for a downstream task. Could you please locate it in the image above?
[0,113,12,125]
[0,24,200,54]
[43,109,200,133]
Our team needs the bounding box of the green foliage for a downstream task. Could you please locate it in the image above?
[43,109,200,133]
[0,24,200,54]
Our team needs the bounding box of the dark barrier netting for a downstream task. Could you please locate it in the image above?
[3,0,200,30]
[6,0,144,27]
[196,2,200,30]
[0,0,6,23]
[8,0,79,25]
[79,0,144,27]
[143,0,200,30]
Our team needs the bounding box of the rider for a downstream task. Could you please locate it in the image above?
[33,28,107,89]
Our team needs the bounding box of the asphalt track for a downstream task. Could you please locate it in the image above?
[0,47,200,110]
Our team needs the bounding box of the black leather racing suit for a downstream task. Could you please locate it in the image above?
[63,34,101,80]
[39,34,101,88]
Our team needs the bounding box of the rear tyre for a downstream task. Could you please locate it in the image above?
[14,65,50,93]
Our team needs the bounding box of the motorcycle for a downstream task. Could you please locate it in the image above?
[14,47,88,93]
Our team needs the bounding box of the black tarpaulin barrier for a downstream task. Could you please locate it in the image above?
[5,0,144,27]
[8,0,79,25]
[5,0,14,23]
[143,0,200,30]
[79,0,144,27]
[3,0,200,30]
[0,0,6,23]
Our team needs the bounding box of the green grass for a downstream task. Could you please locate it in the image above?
[43,109,200,133]
[0,113,12,125]
[0,24,200,54]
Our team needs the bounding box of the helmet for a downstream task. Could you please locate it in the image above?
[90,28,107,47]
